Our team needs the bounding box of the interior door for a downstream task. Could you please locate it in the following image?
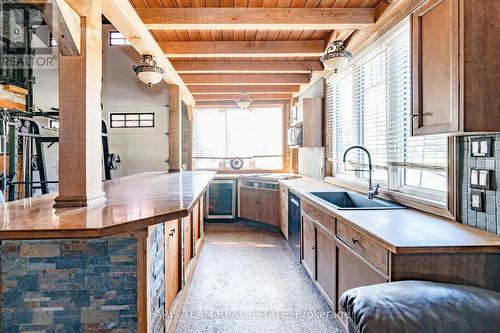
[301,213,316,279]
[239,187,259,221]
[259,189,280,226]
[165,219,181,311]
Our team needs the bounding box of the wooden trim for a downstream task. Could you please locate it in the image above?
[160,40,325,58]
[136,7,375,30]
[135,231,149,333]
[182,73,310,85]
[172,60,323,73]
[188,85,300,94]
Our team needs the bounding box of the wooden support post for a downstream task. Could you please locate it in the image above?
[186,105,193,171]
[169,85,182,172]
[54,0,105,207]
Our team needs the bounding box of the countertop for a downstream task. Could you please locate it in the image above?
[0,171,215,240]
[279,176,500,254]
[214,173,300,182]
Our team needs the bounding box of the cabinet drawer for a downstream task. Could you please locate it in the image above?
[336,219,389,275]
[302,200,335,236]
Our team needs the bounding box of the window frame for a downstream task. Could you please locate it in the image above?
[109,31,131,46]
[109,113,155,128]
[192,107,287,173]
[325,18,455,218]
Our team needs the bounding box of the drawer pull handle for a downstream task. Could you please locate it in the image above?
[352,238,360,245]
[311,245,315,250]
[169,229,176,237]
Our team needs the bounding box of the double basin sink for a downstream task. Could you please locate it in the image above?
[310,191,406,210]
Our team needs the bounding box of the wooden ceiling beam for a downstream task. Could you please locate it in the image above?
[346,0,425,55]
[44,0,81,56]
[194,93,292,101]
[137,7,375,31]
[101,0,195,106]
[160,40,324,58]
[182,74,310,85]
[172,60,323,73]
[189,85,300,94]
[195,100,287,109]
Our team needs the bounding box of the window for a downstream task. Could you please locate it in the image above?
[193,108,283,170]
[110,113,154,128]
[48,119,59,130]
[50,36,57,47]
[109,31,130,46]
[327,19,448,204]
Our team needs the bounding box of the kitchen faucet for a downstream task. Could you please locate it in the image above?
[343,145,379,199]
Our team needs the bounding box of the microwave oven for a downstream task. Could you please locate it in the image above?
[287,125,303,146]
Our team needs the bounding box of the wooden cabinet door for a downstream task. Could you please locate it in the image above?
[239,187,259,221]
[301,213,316,279]
[412,0,459,135]
[316,227,336,308]
[259,189,280,226]
[184,214,193,270]
[165,219,181,311]
[337,243,388,302]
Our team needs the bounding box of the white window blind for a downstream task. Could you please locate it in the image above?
[193,108,283,170]
[327,19,448,202]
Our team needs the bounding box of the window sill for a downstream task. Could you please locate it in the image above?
[324,176,455,220]
[195,169,287,174]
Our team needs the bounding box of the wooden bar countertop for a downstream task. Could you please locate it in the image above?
[0,171,215,240]
[280,176,500,254]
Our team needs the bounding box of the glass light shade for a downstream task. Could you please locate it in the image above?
[236,93,251,108]
[320,40,352,73]
[236,100,251,108]
[133,55,165,87]
[137,71,163,87]
[322,56,350,72]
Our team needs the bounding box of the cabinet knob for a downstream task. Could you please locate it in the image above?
[169,229,176,237]
[352,238,359,245]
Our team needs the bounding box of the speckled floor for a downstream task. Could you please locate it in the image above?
[175,221,344,333]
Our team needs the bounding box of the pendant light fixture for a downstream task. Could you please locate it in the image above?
[236,92,251,109]
[320,40,352,73]
[133,55,165,87]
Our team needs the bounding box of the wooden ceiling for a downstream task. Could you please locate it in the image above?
[130,0,383,105]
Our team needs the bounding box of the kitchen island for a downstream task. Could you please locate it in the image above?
[0,171,215,333]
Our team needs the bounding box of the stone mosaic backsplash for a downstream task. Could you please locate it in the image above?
[1,237,138,332]
[150,224,166,333]
[459,134,500,235]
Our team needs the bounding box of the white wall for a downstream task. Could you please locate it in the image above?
[101,25,169,177]
[32,25,170,182]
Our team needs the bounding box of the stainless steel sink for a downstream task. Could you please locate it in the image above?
[310,191,406,210]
